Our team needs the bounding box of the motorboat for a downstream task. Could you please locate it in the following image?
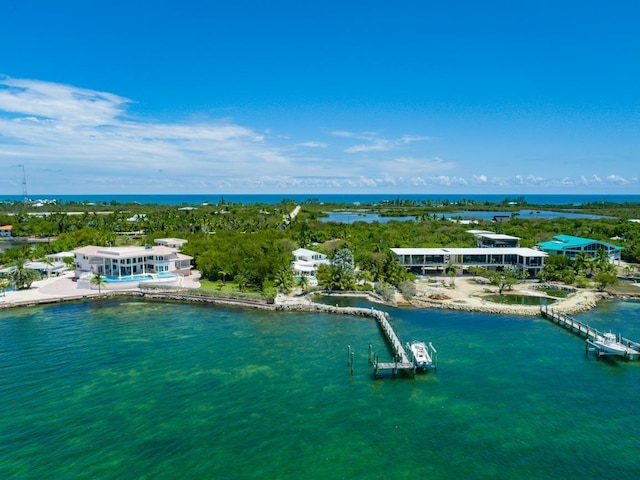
[409,341,432,369]
[591,332,628,356]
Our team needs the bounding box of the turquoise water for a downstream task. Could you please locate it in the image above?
[103,274,153,283]
[1,299,640,479]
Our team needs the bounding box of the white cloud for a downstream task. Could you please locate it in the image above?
[344,138,391,153]
[331,130,360,138]
[1,75,636,195]
[334,130,433,154]
[513,174,544,185]
[607,174,628,184]
[398,135,433,144]
[471,174,488,183]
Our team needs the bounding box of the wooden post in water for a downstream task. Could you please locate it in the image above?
[347,345,351,366]
[350,351,354,375]
[368,344,372,366]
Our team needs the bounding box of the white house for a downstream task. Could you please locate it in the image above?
[292,248,330,278]
[154,238,188,249]
[73,245,193,278]
[25,260,68,277]
[46,251,76,263]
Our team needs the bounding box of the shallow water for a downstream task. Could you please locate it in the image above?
[1,299,639,479]
[483,294,554,306]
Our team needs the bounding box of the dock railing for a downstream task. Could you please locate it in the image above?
[540,305,639,360]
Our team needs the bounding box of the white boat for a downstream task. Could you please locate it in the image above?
[409,341,432,369]
[591,332,628,356]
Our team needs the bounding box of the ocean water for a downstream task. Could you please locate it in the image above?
[3,193,640,206]
[1,299,640,479]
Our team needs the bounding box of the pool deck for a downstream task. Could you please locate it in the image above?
[0,271,202,308]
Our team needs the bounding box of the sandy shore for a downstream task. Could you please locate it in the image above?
[0,270,607,317]
[405,275,603,316]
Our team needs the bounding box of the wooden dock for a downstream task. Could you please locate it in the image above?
[365,308,437,378]
[540,305,640,360]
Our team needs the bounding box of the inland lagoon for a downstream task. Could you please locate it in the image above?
[1,298,640,479]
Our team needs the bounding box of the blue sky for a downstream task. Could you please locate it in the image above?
[1,1,639,195]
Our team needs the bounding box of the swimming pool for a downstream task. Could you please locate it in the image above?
[103,274,153,283]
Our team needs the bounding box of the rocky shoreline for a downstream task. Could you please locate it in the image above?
[2,271,638,318]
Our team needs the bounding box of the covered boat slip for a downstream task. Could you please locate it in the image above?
[391,247,547,276]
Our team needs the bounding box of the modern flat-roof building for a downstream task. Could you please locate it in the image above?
[536,235,622,263]
[391,247,547,277]
[468,230,520,248]
[73,245,193,278]
[391,229,546,277]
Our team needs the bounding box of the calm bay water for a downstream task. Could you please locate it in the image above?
[1,299,640,479]
[320,209,612,223]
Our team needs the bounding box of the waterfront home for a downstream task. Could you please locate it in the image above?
[292,248,330,278]
[391,247,547,277]
[468,230,520,248]
[45,251,75,263]
[536,235,622,263]
[0,225,13,237]
[25,260,68,278]
[154,238,188,249]
[73,245,193,278]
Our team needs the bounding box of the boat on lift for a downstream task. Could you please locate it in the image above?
[591,332,629,356]
[409,341,433,370]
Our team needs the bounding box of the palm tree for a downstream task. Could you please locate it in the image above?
[91,273,106,294]
[0,278,10,297]
[9,259,40,290]
[274,268,294,293]
[218,269,230,284]
[573,251,590,275]
[63,256,76,272]
[40,256,54,279]
[234,273,249,292]
[593,247,611,271]
[446,264,458,287]
[297,274,310,294]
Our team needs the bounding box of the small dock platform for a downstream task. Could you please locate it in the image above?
[367,308,437,378]
[540,305,640,360]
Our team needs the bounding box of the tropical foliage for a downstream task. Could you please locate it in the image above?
[2,199,639,297]
[8,259,40,290]
[90,273,106,293]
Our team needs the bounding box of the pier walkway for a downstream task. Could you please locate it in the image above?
[370,308,415,377]
[365,308,437,378]
[540,305,640,360]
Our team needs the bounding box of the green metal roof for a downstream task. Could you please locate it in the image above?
[536,234,622,252]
